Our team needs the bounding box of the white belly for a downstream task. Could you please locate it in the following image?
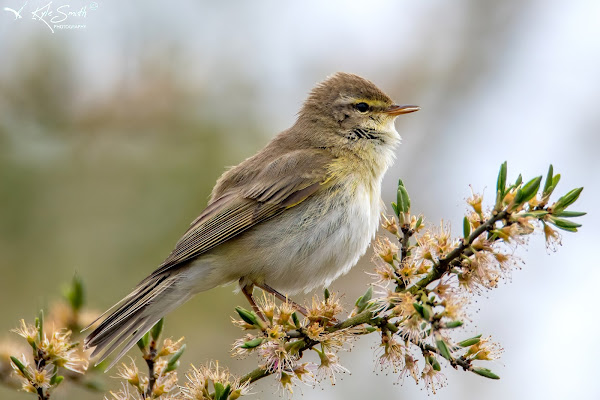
[204,181,383,294]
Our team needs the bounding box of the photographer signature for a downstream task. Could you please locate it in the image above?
[3,1,98,33]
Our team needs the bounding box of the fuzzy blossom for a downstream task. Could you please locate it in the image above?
[459,248,503,292]
[464,336,503,361]
[278,363,317,395]
[381,214,399,235]
[433,222,458,258]
[180,362,249,400]
[467,189,483,215]
[420,362,446,394]
[377,335,404,372]
[10,354,38,393]
[179,364,210,400]
[292,362,317,386]
[315,349,348,385]
[11,320,38,347]
[105,383,143,400]
[158,337,185,357]
[39,329,88,374]
[307,293,343,324]
[414,231,436,262]
[398,315,424,344]
[116,358,146,392]
[278,371,295,395]
[31,367,52,390]
[276,301,296,327]
[441,295,469,321]
[374,237,398,264]
[257,340,298,376]
[152,359,179,397]
[230,334,261,359]
[431,280,455,299]
[396,261,418,285]
[266,325,285,340]
[399,353,420,384]
[409,214,425,232]
[466,211,483,229]
[543,222,562,251]
[305,322,325,341]
[256,293,277,322]
[369,261,398,286]
[387,291,418,318]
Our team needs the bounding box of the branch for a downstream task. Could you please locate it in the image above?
[409,209,509,294]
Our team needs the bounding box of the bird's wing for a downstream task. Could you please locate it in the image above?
[146,149,332,278]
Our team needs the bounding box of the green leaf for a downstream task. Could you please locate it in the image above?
[515,176,542,205]
[65,275,85,311]
[463,217,471,239]
[137,331,150,351]
[548,216,582,232]
[427,355,441,371]
[555,211,586,218]
[542,164,554,196]
[241,338,264,349]
[552,174,561,190]
[50,368,64,386]
[458,334,482,347]
[151,319,164,342]
[355,286,373,313]
[515,174,522,187]
[165,344,186,372]
[496,161,507,198]
[36,309,44,343]
[292,312,300,329]
[215,383,231,400]
[397,184,411,214]
[415,216,423,230]
[436,339,452,360]
[10,356,31,380]
[553,187,584,213]
[214,382,225,400]
[519,210,549,218]
[235,307,259,326]
[472,367,500,379]
[391,202,399,217]
[412,303,425,318]
[444,320,464,329]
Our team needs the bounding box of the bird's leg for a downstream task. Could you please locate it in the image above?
[240,281,266,321]
[255,282,309,317]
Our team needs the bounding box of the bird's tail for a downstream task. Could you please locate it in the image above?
[83,273,190,370]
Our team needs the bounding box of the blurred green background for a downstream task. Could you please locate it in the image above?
[1,1,599,399]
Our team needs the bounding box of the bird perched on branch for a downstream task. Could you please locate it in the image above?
[84,72,419,368]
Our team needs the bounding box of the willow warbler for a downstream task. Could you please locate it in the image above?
[84,72,419,367]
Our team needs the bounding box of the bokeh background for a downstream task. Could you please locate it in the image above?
[1,1,599,399]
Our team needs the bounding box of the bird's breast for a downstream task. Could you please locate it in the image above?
[232,178,383,293]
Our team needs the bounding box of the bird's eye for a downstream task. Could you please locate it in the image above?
[355,102,369,113]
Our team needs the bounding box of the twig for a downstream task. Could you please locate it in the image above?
[236,209,510,387]
[409,209,508,294]
[144,339,158,399]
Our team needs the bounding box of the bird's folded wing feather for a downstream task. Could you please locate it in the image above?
[146,149,332,278]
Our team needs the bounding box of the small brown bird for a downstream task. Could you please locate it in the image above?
[84,72,419,368]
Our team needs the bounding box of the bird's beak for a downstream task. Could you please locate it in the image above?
[383,104,420,116]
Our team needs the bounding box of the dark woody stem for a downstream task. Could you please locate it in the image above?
[144,340,158,399]
[408,209,508,294]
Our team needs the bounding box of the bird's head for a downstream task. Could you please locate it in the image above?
[295,72,419,158]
